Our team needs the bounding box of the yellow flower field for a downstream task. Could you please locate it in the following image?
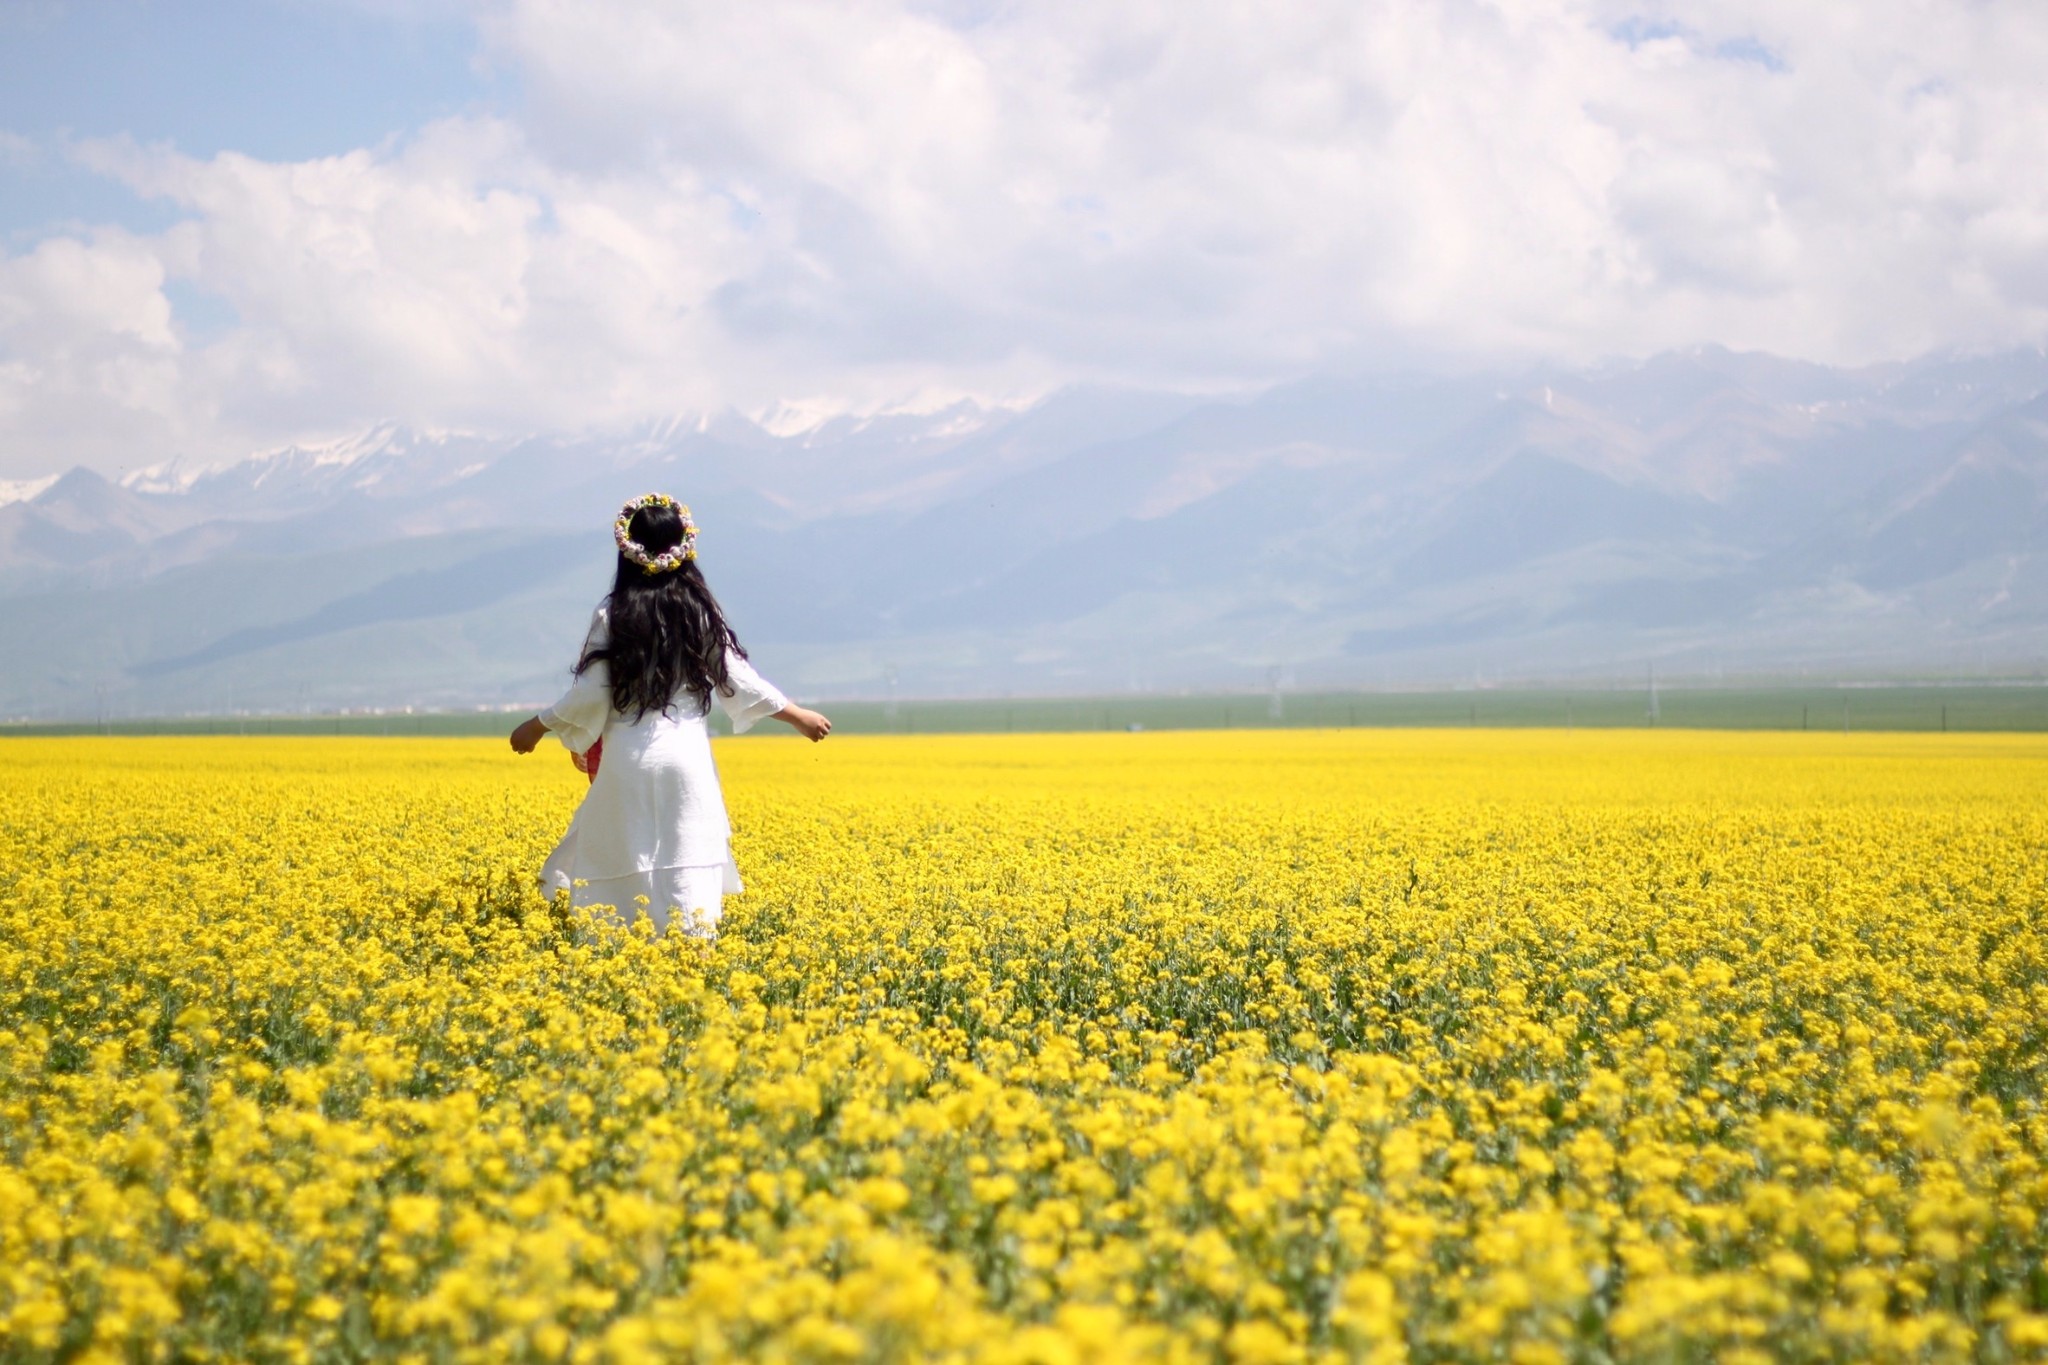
[2,730,2045,1363]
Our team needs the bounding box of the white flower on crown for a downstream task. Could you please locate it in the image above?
[613,492,698,575]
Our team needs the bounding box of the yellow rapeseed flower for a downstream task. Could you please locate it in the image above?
[0,730,2042,1361]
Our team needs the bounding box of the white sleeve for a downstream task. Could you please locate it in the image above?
[540,661,611,755]
[580,604,609,656]
[716,649,789,734]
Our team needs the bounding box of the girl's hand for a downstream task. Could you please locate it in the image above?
[509,716,549,754]
[780,705,832,742]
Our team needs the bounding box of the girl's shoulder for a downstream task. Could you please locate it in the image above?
[583,601,611,650]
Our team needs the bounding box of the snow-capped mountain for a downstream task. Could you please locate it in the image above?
[4,347,2046,718]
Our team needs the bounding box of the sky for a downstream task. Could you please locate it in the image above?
[4,0,2048,482]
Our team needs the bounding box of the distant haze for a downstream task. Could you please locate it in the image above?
[3,346,2045,719]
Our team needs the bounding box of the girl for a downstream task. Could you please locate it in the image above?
[509,493,830,936]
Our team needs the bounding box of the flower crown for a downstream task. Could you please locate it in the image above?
[613,492,697,575]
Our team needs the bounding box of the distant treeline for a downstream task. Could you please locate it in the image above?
[7,685,2048,737]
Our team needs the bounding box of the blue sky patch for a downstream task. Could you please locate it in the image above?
[1713,36,1789,72]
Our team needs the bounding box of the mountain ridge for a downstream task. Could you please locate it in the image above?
[5,345,2046,719]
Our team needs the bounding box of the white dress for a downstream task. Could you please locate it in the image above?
[537,606,789,937]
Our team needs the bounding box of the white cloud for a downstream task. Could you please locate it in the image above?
[5,0,2048,478]
[0,229,188,470]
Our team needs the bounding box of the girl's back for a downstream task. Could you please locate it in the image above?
[508,494,830,936]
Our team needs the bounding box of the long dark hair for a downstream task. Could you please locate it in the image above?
[576,500,744,719]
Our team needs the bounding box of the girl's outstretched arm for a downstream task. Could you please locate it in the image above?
[770,704,832,742]
[509,715,550,753]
